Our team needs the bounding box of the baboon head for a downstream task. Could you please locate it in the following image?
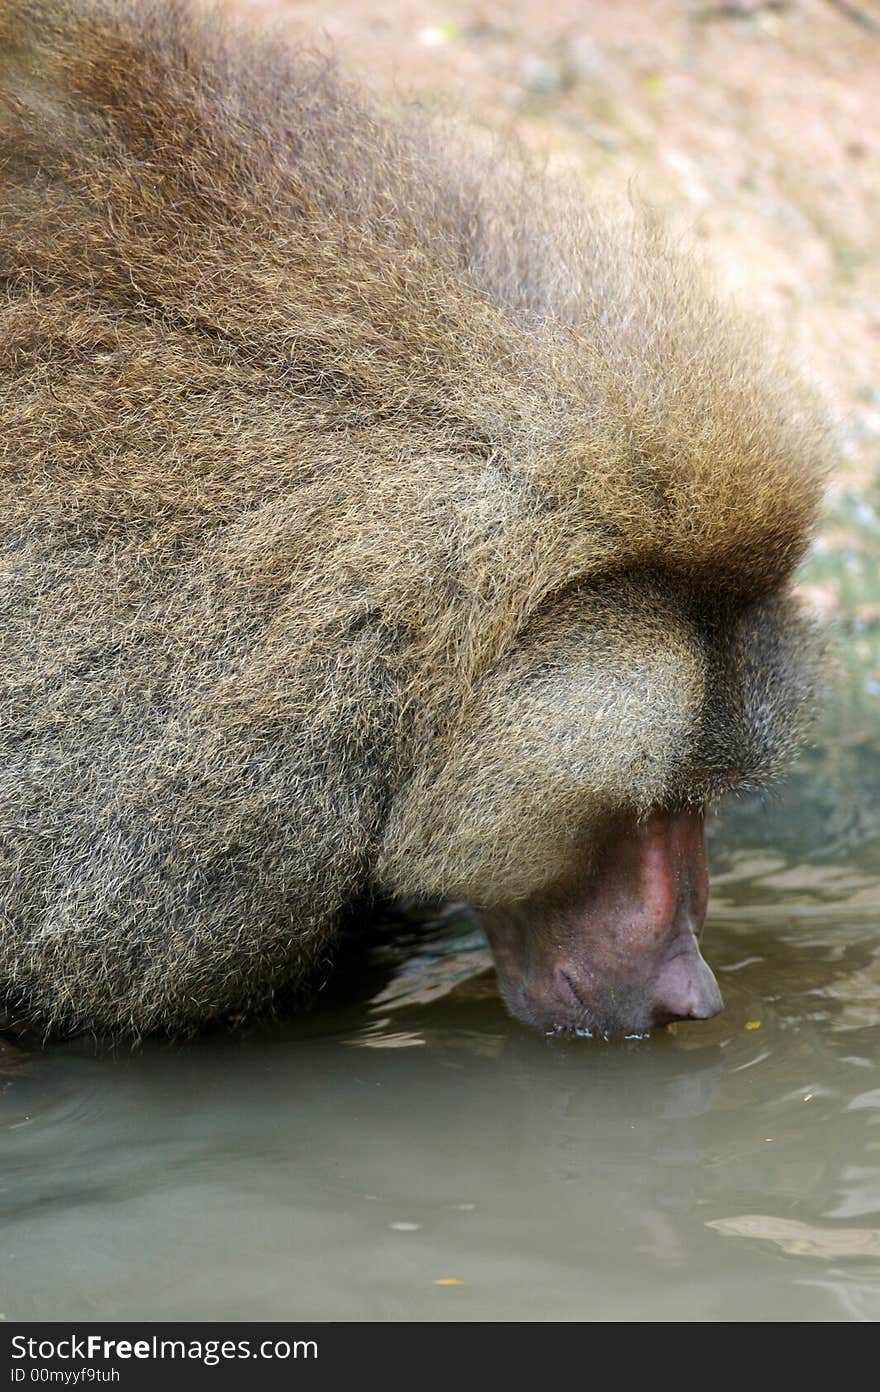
[376,571,823,1037]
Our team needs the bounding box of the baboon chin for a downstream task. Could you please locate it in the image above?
[0,0,829,1041]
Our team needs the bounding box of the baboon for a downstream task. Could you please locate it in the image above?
[0,0,829,1040]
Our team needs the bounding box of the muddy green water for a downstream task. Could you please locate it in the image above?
[1,739,879,1323]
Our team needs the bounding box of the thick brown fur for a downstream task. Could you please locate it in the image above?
[0,0,828,1037]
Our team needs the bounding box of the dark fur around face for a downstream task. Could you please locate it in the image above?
[0,0,828,1036]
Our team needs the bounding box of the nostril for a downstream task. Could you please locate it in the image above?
[650,943,724,1025]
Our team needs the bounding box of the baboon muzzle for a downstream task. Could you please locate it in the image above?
[482,809,722,1037]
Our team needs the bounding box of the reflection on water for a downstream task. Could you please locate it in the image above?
[1,744,879,1322]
